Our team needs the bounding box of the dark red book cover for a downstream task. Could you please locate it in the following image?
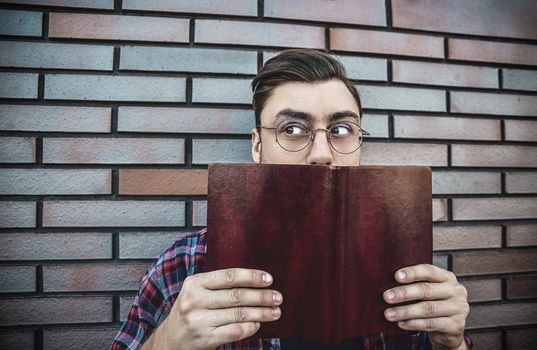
[206,164,432,344]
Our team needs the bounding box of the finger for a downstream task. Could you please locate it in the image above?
[384,282,453,304]
[395,264,455,284]
[384,300,461,322]
[397,316,466,334]
[206,288,283,309]
[211,322,261,345]
[199,268,273,290]
[204,306,281,327]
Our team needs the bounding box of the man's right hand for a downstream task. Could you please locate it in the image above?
[141,268,283,350]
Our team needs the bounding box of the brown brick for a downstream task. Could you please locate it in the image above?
[453,197,537,221]
[43,200,185,227]
[330,28,444,58]
[507,327,537,350]
[358,86,446,112]
[451,91,537,116]
[506,224,537,247]
[453,250,537,276]
[392,60,498,88]
[432,171,501,194]
[0,232,112,260]
[122,0,256,16]
[120,295,135,321]
[5,1,113,9]
[0,169,111,195]
[432,198,448,222]
[192,139,252,165]
[460,278,502,302]
[505,120,537,142]
[506,172,537,193]
[0,105,111,132]
[49,13,189,42]
[193,200,207,227]
[361,142,448,167]
[43,327,118,350]
[192,78,252,104]
[119,231,190,259]
[392,0,537,40]
[0,72,38,99]
[361,114,389,138]
[119,169,208,195]
[449,38,537,66]
[394,115,500,141]
[0,266,36,293]
[466,331,502,350]
[507,276,537,300]
[432,254,448,270]
[433,225,502,251]
[0,201,35,228]
[195,19,325,49]
[0,330,34,350]
[0,9,41,36]
[452,144,537,168]
[0,137,36,163]
[503,68,537,91]
[43,263,147,292]
[42,137,184,164]
[466,302,537,329]
[44,74,186,102]
[265,0,385,26]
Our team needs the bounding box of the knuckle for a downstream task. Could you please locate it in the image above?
[250,270,257,284]
[227,324,245,342]
[455,284,468,299]
[230,288,242,304]
[178,291,196,314]
[423,301,435,317]
[421,282,434,299]
[399,287,409,300]
[261,290,272,305]
[400,305,410,319]
[234,307,247,322]
[425,318,436,331]
[447,271,457,281]
[225,269,237,285]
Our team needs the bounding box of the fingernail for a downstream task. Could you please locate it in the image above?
[386,309,396,319]
[272,307,281,317]
[263,273,273,284]
[273,292,282,302]
[386,290,395,300]
[397,270,407,281]
[398,321,406,328]
[255,322,261,330]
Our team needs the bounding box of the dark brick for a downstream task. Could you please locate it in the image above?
[460,278,502,302]
[507,327,537,350]
[43,327,118,350]
[0,266,36,293]
[0,201,36,228]
[466,302,537,328]
[0,9,41,36]
[0,73,38,99]
[506,276,537,300]
[503,68,537,91]
[119,295,135,321]
[506,224,537,247]
[0,330,34,350]
[466,331,502,350]
[453,250,537,276]
[119,169,208,195]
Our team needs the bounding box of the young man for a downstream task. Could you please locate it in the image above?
[112,49,470,350]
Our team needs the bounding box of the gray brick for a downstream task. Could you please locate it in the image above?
[123,0,257,16]
[119,295,135,321]
[43,327,118,350]
[0,137,35,163]
[452,144,537,168]
[361,114,389,138]
[0,73,38,99]
[432,254,448,270]
[467,302,537,329]
[0,331,34,350]
[0,41,113,70]
[453,197,537,220]
[0,201,35,228]
[503,68,537,91]
[0,233,112,260]
[119,231,191,259]
[0,9,42,36]
[0,266,36,293]
[192,139,252,164]
[451,92,537,116]
[505,120,537,142]
[432,171,501,194]
[506,172,537,193]
[193,201,207,227]
[462,279,502,303]
[121,46,257,74]
[433,225,502,250]
[5,1,113,9]
[192,78,252,104]
[44,74,186,102]
[358,85,446,112]
[506,224,537,247]
[338,55,387,81]
[42,200,185,227]
[361,142,448,167]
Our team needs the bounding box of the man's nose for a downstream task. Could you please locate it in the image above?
[306,129,333,165]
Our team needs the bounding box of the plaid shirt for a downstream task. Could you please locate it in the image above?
[112,228,431,350]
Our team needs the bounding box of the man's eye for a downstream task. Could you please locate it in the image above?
[331,124,352,136]
[284,125,308,135]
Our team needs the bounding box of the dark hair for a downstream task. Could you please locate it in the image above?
[251,49,362,128]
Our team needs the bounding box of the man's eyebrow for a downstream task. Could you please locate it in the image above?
[328,111,360,123]
[274,108,314,123]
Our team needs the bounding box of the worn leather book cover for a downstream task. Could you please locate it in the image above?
[206,163,432,344]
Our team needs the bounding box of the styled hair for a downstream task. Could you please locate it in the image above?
[251,49,362,128]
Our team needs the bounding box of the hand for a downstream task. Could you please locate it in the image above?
[143,268,282,350]
[383,264,470,350]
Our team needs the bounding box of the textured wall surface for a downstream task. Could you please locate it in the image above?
[0,1,536,349]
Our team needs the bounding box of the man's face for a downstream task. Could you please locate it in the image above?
[252,79,362,166]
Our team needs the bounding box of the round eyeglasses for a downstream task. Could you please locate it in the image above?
[258,119,369,154]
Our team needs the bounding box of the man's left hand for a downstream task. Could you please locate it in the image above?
[383,264,470,350]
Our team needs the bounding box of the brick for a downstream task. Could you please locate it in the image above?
[449,38,537,66]
[507,328,537,350]
[43,137,184,164]
[0,331,34,350]
[0,266,36,293]
[0,169,111,195]
[460,278,502,303]
[452,144,537,168]
[453,250,537,276]
[505,120,537,142]
[265,0,385,26]
[0,232,112,260]
[361,114,388,138]
[192,139,252,164]
[120,46,257,74]
[0,9,41,36]
[330,28,444,58]
[193,200,207,227]
[43,327,118,350]
[392,60,498,88]
[466,331,502,350]
[466,302,537,329]
[432,198,448,222]
[119,231,189,259]
[123,0,257,16]
[506,276,537,300]
[0,201,35,228]
[451,91,537,116]
[453,197,537,221]
[392,0,537,40]
[506,172,537,193]
[44,74,186,102]
[42,200,185,227]
[337,56,387,81]
[195,19,325,49]
[504,68,537,92]
[0,72,38,99]
[361,142,448,167]
[506,224,537,247]
[0,105,111,132]
[0,137,35,163]
[0,296,112,326]
[118,107,254,134]
[433,225,502,250]
[358,86,446,112]
[5,1,113,9]
[43,263,147,292]
[432,254,448,270]
[120,295,135,321]
[49,13,189,42]
[119,169,207,195]
[394,115,500,141]
[0,41,113,70]
[432,171,501,194]
[192,78,252,104]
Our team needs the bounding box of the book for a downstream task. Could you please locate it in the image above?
[206,163,432,344]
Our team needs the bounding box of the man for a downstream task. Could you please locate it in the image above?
[112,49,470,350]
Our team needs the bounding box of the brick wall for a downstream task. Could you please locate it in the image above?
[0,1,536,349]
